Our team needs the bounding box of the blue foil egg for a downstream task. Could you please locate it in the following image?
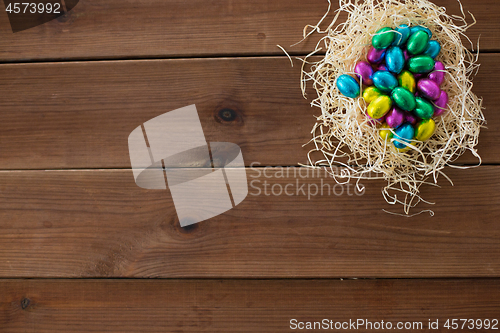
[393,123,415,149]
[372,71,398,93]
[410,25,432,38]
[385,46,405,74]
[423,40,441,59]
[336,74,360,98]
[392,24,411,46]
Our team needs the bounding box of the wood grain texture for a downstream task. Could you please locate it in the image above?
[1,279,499,332]
[0,166,498,278]
[0,0,497,62]
[0,55,496,169]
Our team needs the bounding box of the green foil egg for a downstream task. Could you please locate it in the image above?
[372,27,395,50]
[414,118,436,141]
[413,97,435,119]
[398,70,416,93]
[391,87,416,111]
[363,86,382,104]
[367,95,392,119]
[407,55,435,74]
[407,30,430,55]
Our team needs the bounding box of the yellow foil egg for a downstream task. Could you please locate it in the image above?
[379,123,393,141]
[398,70,416,93]
[415,118,436,141]
[367,95,392,119]
[363,86,382,104]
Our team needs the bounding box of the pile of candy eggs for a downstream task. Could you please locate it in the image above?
[335,24,448,152]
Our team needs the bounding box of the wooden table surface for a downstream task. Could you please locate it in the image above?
[0,0,499,331]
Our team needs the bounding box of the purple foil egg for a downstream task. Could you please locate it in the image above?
[377,64,388,72]
[417,79,441,100]
[354,61,374,85]
[433,90,449,116]
[367,47,386,64]
[403,50,410,62]
[385,107,405,128]
[428,61,445,86]
[413,73,425,81]
[404,112,419,125]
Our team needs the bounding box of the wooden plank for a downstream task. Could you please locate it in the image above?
[1,279,499,332]
[0,54,496,169]
[0,166,498,278]
[0,0,497,62]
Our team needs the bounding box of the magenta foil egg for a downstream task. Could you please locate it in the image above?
[403,50,410,62]
[428,61,445,86]
[433,90,449,116]
[404,112,419,125]
[354,61,374,85]
[367,47,386,64]
[377,64,388,72]
[417,79,441,100]
[413,73,425,81]
[385,107,405,128]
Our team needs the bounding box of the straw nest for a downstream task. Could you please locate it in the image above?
[293,0,485,215]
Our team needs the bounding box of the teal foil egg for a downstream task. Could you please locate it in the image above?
[336,74,360,98]
[393,123,415,149]
[372,71,398,93]
[410,25,432,38]
[392,24,411,46]
[385,46,405,74]
[423,40,441,59]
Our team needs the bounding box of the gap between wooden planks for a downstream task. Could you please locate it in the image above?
[1,279,499,332]
[0,0,498,61]
[0,55,497,169]
[0,166,498,278]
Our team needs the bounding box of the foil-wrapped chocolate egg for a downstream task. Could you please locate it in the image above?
[417,79,441,100]
[385,46,405,74]
[336,74,360,98]
[428,61,445,86]
[354,61,374,85]
[393,123,415,149]
[385,107,405,128]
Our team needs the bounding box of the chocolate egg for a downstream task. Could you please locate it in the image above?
[392,24,411,46]
[410,26,432,38]
[367,47,386,64]
[391,87,416,111]
[372,71,398,93]
[372,27,395,50]
[428,61,445,86]
[363,86,382,104]
[414,97,434,119]
[336,74,360,98]
[417,78,441,100]
[407,55,435,73]
[379,123,394,141]
[385,46,405,74]
[398,70,416,93]
[423,40,441,59]
[393,123,415,149]
[354,61,374,85]
[433,90,449,116]
[404,111,419,125]
[407,30,430,55]
[367,95,392,119]
[415,118,436,141]
[385,107,405,128]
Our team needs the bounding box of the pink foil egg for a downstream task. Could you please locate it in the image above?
[404,112,419,125]
[417,79,441,100]
[428,61,445,86]
[354,61,374,85]
[385,107,405,128]
[367,47,386,64]
[413,73,425,81]
[433,90,449,116]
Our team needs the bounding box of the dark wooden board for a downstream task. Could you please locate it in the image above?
[0,55,496,170]
[1,279,499,332]
[0,0,497,62]
[0,166,498,278]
